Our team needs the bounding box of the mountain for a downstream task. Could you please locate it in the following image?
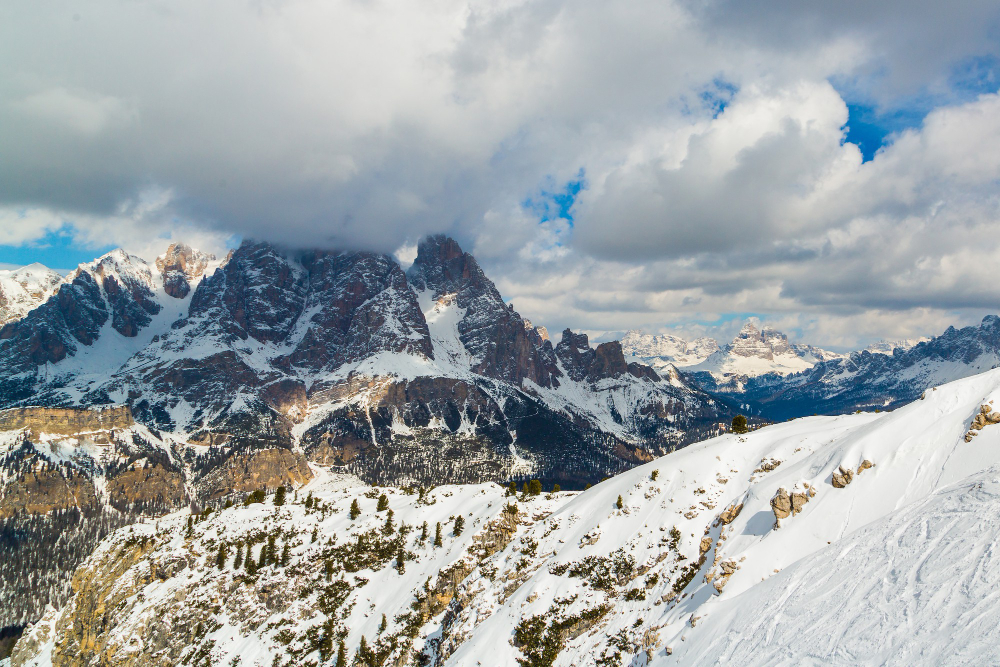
[623,322,843,397]
[716,315,1000,420]
[0,236,727,488]
[0,237,727,637]
[14,367,1000,666]
[865,337,929,354]
[0,264,63,327]
[619,330,719,367]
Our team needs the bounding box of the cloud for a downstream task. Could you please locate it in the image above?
[1,0,999,347]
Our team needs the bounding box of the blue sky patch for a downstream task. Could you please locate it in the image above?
[0,228,115,272]
[523,169,586,225]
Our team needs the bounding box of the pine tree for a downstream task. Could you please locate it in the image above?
[305,492,314,509]
[453,515,465,536]
[552,483,561,493]
[186,516,193,538]
[325,560,334,581]
[376,494,389,512]
[434,522,443,547]
[732,414,749,434]
[233,542,244,569]
[506,481,517,497]
[216,543,228,569]
[528,479,542,496]
[357,636,371,665]
[420,521,428,542]
[319,620,334,660]
[311,527,318,543]
[335,640,347,667]
[378,613,387,633]
[350,499,361,520]
[274,485,287,506]
[396,547,406,574]
[280,542,290,566]
[246,550,257,575]
[616,495,624,510]
[382,510,394,535]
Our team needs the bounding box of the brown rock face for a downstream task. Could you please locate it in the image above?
[0,405,133,435]
[155,243,215,299]
[106,464,186,512]
[589,342,629,381]
[856,459,874,475]
[0,468,99,518]
[196,448,313,502]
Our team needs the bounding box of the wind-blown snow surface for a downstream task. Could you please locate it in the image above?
[444,368,1000,666]
[18,369,1000,666]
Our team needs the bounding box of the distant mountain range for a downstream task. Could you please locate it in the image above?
[623,319,996,420]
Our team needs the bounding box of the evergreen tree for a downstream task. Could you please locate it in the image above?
[350,499,361,520]
[552,483,561,493]
[434,522,443,547]
[378,613,387,633]
[246,550,258,575]
[335,640,347,667]
[506,481,517,497]
[311,527,318,543]
[396,547,406,574]
[233,542,243,569]
[382,510,394,535]
[216,543,228,569]
[420,521,428,542]
[280,542,290,567]
[616,495,624,510]
[732,414,749,434]
[376,494,389,512]
[266,534,277,565]
[305,492,314,509]
[319,620,334,660]
[357,636,371,666]
[453,515,465,536]
[186,516,193,538]
[325,559,334,581]
[274,485,287,506]
[528,479,542,496]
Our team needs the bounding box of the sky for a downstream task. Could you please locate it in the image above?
[2,0,1000,349]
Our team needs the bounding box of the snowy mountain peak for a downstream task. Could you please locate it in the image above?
[0,262,63,326]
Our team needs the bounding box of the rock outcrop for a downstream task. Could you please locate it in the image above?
[770,483,816,527]
[0,405,133,435]
[155,242,215,298]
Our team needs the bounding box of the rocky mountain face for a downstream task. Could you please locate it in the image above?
[155,242,216,299]
[16,368,1000,666]
[719,315,1000,420]
[0,264,63,328]
[0,237,727,639]
[0,236,727,488]
[0,405,313,640]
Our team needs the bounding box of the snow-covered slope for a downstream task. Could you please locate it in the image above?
[18,367,1000,665]
[0,263,63,326]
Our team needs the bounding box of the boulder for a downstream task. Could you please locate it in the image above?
[831,465,854,488]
